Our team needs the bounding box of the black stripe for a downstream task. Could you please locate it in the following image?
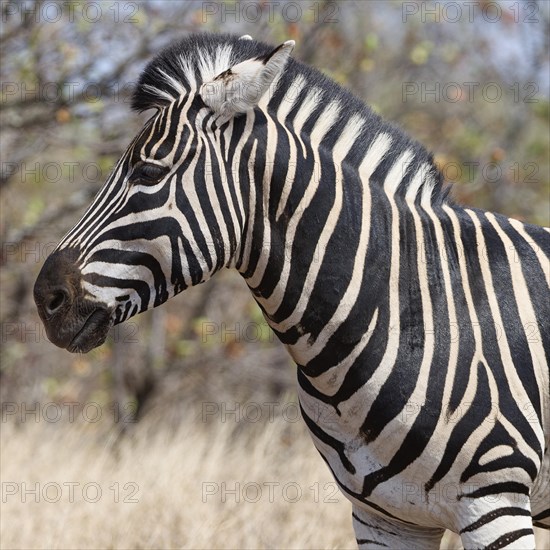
[458,481,530,500]
[461,421,537,484]
[426,361,492,494]
[485,528,533,550]
[356,539,388,547]
[533,509,550,521]
[299,403,355,474]
[352,512,399,537]
[460,507,531,533]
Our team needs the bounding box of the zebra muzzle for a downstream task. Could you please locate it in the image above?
[34,247,113,353]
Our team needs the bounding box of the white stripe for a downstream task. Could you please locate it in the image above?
[420,170,436,206]
[371,200,436,447]
[157,93,195,165]
[172,127,216,276]
[177,55,196,89]
[227,111,256,266]
[417,204,462,468]
[478,445,514,466]
[58,152,129,251]
[275,75,307,220]
[485,211,549,434]
[196,44,233,82]
[405,162,433,204]
[306,308,379,396]
[246,100,340,291]
[442,205,485,350]
[291,87,322,158]
[149,101,175,158]
[265,114,363,321]
[141,83,175,103]
[223,118,234,162]
[197,108,233,267]
[244,104,284,288]
[239,139,258,273]
[207,122,242,267]
[82,281,140,310]
[277,132,392,363]
[383,149,414,196]
[465,209,542,435]
[508,217,550,288]
[336,161,404,421]
[157,68,187,97]
[405,165,424,201]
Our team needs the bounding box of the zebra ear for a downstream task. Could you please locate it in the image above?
[199,40,295,118]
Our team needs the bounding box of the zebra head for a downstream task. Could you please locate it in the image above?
[33,34,294,352]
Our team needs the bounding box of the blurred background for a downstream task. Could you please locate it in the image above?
[1,1,549,548]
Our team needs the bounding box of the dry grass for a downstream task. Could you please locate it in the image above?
[1,413,547,549]
[1,413,354,549]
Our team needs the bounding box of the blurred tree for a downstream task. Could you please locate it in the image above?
[1,0,548,419]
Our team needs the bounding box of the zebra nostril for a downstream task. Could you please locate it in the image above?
[45,288,69,317]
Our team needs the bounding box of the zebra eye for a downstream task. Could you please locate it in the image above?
[129,161,169,185]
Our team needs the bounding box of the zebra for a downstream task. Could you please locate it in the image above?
[33,33,549,549]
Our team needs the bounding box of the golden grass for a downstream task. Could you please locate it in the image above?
[1,413,354,549]
[1,414,547,549]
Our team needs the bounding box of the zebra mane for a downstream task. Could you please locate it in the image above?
[131,33,274,111]
[131,33,448,204]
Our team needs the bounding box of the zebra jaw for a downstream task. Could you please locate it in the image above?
[65,308,113,354]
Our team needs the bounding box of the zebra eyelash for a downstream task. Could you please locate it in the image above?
[129,161,170,186]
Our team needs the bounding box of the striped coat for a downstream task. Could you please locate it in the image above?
[34,34,549,548]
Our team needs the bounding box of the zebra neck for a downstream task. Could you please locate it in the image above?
[237,120,401,376]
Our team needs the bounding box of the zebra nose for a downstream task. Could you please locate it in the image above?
[34,247,81,320]
[44,287,70,317]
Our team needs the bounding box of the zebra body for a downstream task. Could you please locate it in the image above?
[34,34,549,548]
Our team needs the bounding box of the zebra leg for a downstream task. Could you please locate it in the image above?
[458,497,536,549]
[351,505,444,549]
